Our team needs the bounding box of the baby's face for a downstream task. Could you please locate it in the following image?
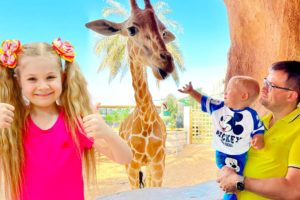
[224,79,243,109]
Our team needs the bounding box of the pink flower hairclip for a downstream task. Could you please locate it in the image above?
[0,39,21,68]
[52,37,75,62]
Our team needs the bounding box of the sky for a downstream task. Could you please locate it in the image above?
[0,0,230,105]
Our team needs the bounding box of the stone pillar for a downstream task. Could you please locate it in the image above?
[224,0,300,114]
[183,106,191,144]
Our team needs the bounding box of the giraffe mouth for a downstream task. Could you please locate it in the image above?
[158,68,168,79]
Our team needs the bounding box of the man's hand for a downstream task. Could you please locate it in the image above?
[217,166,240,193]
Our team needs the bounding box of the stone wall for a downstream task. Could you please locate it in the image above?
[165,130,187,154]
[224,0,300,114]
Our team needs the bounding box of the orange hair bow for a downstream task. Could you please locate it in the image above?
[52,37,75,62]
[0,39,21,68]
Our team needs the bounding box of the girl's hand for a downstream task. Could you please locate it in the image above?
[82,113,107,140]
[82,113,133,164]
[178,82,194,94]
[0,103,15,128]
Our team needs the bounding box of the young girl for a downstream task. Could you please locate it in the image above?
[0,38,133,200]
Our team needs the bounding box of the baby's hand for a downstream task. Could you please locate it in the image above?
[251,134,264,149]
[0,103,15,128]
[82,114,107,140]
[178,82,194,94]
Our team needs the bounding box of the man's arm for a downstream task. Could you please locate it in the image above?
[218,167,300,199]
[244,167,300,199]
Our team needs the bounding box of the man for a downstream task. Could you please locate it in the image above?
[217,61,300,199]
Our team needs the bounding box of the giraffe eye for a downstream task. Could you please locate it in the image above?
[162,31,168,38]
[127,26,138,36]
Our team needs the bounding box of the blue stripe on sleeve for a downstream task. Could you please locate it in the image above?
[201,95,208,113]
[247,107,265,137]
[201,95,224,114]
[209,100,224,113]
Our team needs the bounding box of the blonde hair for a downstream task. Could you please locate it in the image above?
[230,75,260,104]
[0,42,96,200]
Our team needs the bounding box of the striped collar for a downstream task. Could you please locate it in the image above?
[263,107,300,128]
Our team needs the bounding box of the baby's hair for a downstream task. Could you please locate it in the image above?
[0,42,96,200]
[230,75,260,104]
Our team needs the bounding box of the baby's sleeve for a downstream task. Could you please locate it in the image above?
[250,111,265,137]
[201,95,223,114]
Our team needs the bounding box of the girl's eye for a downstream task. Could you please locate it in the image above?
[47,76,56,80]
[27,77,36,81]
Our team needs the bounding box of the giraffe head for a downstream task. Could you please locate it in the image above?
[86,0,175,80]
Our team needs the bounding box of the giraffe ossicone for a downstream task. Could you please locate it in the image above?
[86,0,175,188]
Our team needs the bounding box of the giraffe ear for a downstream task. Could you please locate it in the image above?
[85,19,123,36]
[163,30,175,44]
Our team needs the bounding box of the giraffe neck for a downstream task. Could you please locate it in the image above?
[129,61,156,111]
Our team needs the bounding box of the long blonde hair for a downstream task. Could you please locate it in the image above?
[0,42,96,200]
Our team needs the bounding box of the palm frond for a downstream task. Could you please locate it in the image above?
[171,68,180,86]
[119,53,130,81]
[95,35,128,81]
[102,0,128,17]
[108,44,126,81]
[153,1,168,11]
[154,1,184,33]
[167,42,185,72]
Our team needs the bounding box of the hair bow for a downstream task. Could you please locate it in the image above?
[0,40,21,68]
[52,37,75,62]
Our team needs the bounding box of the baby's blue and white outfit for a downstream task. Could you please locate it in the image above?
[201,95,264,200]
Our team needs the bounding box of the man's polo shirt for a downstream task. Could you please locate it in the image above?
[239,107,300,200]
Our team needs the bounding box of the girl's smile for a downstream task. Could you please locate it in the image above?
[17,56,63,110]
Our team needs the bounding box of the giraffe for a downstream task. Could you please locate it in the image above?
[86,0,175,188]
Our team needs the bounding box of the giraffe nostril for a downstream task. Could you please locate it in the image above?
[158,68,168,79]
[160,52,171,61]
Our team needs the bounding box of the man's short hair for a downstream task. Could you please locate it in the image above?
[271,61,300,103]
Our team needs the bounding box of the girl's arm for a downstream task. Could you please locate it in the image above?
[82,114,133,164]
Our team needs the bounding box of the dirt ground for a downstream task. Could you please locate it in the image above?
[87,144,217,199]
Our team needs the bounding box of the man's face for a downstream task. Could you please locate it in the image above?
[260,70,292,111]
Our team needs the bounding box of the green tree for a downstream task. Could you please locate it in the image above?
[179,88,203,107]
[163,94,179,129]
[94,0,185,85]
[103,108,131,128]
